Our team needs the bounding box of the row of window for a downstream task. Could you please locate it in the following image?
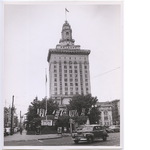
[54,87,89,91]
[54,73,88,78]
[54,91,89,95]
[54,82,88,86]
[54,78,88,82]
[53,57,87,60]
[53,61,88,65]
[54,65,87,69]
[54,69,88,74]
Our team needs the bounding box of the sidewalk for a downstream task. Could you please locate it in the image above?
[4,130,62,142]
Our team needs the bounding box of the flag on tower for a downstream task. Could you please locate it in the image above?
[65,8,69,12]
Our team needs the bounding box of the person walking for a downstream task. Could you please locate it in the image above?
[20,127,22,135]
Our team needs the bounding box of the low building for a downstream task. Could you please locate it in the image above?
[97,102,113,126]
[111,99,120,125]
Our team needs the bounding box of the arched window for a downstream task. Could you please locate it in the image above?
[69,61,72,64]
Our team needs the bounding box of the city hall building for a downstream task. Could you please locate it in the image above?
[47,21,91,106]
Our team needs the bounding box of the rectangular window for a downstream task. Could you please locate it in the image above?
[75,79,78,82]
[54,78,57,82]
[84,66,87,69]
[70,87,73,91]
[76,87,78,91]
[54,88,57,91]
[65,92,68,95]
[54,70,57,73]
[85,70,88,73]
[85,74,87,78]
[65,83,67,86]
[69,70,72,73]
[54,65,56,68]
[64,65,67,69]
[64,70,67,73]
[75,70,77,73]
[64,74,67,77]
[70,83,73,86]
[65,87,68,91]
[70,79,73,82]
[85,79,88,82]
[64,79,67,82]
[70,74,72,77]
[86,83,88,86]
[70,92,73,95]
[75,83,78,86]
[74,66,77,69]
[69,66,72,69]
[54,74,57,77]
[75,74,78,78]
[54,83,57,86]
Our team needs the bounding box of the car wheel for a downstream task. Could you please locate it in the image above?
[103,136,107,141]
[87,137,93,144]
[74,140,79,144]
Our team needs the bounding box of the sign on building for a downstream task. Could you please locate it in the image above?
[41,120,53,126]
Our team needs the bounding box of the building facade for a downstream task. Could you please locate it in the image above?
[111,99,120,125]
[47,21,91,105]
[97,102,113,126]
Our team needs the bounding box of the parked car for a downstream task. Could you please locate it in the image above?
[72,124,109,144]
[76,125,85,131]
[108,125,120,132]
[105,127,114,133]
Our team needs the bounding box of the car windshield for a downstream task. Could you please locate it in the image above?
[81,126,93,131]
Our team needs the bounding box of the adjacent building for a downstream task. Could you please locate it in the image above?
[97,102,113,126]
[111,99,120,125]
[47,21,91,106]
[97,99,120,126]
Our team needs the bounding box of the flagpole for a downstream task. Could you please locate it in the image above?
[45,68,47,121]
[65,8,69,21]
[65,9,67,21]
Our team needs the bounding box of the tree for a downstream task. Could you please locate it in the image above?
[27,97,59,122]
[67,94,101,124]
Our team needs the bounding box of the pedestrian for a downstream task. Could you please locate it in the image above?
[20,127,22,135]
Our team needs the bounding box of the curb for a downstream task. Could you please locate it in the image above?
[38,136,62,140]
[4,136,62,142]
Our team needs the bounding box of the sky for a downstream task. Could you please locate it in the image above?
[2,2,123,116]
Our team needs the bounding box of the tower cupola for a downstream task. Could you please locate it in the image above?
[59,21,75,45]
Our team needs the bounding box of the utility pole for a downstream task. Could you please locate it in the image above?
[10,95,14,135]
[20,111,21,127]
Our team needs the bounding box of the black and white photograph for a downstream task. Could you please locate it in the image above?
[2,1,123,149]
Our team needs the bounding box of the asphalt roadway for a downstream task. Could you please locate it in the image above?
[4,132,120,146]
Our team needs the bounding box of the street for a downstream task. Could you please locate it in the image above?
[4,132,120,146]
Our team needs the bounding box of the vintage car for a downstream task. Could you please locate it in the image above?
[72,124,109,144]
[108,125,120,132]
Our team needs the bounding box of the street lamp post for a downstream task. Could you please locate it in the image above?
[92,104,97,124]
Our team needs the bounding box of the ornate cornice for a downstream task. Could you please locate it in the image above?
[47,49,91,62]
